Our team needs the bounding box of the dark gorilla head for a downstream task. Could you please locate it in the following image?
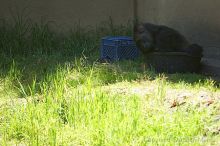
[133,23,155,54]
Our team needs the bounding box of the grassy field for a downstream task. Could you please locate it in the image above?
[0,16,220,146]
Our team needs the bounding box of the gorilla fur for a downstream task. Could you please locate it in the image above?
[134,23,203,57]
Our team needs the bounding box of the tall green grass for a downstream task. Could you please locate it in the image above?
[0,15,132,57]
[1,62,217,145]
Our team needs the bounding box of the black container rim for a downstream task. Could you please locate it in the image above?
[145,52,201,58]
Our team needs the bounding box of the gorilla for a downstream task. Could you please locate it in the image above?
[134,23,203,57]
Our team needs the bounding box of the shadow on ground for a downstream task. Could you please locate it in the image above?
[0,50,219,99]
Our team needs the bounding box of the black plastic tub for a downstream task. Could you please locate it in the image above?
[144,52,202,73]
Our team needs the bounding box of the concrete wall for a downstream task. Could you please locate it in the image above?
[137,0,220,58]
[0,0,133,31]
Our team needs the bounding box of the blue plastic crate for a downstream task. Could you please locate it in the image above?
[100,36,139,61]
